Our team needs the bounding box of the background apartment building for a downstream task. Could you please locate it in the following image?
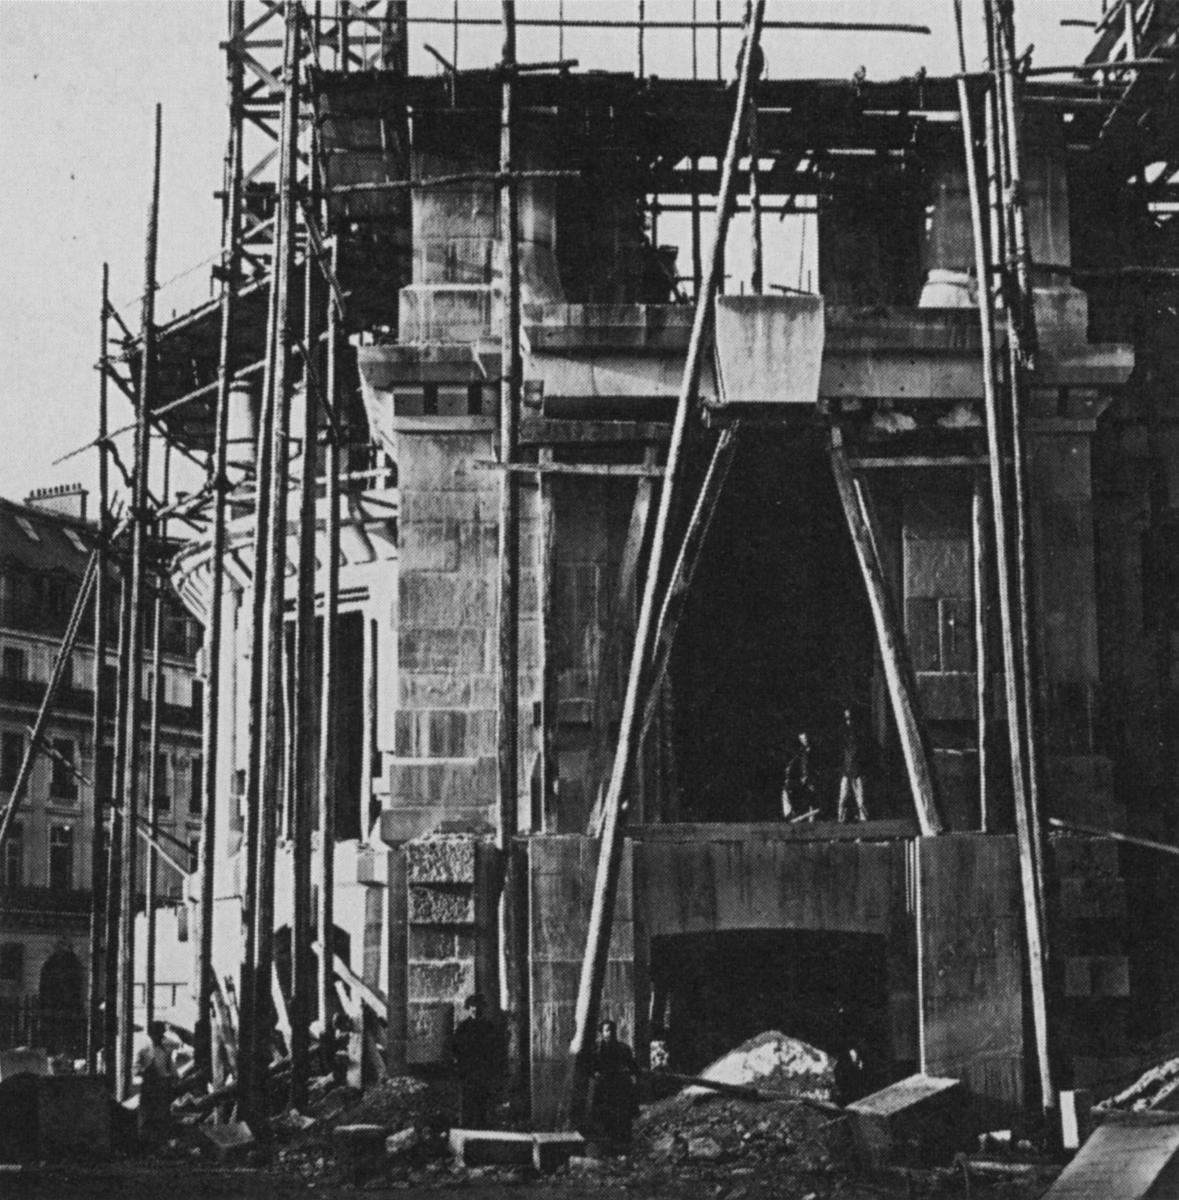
[0,484,203,1053]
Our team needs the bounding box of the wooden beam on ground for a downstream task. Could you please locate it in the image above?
[830,430,944,837]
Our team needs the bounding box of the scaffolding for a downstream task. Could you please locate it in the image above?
[4,0,1177,1133]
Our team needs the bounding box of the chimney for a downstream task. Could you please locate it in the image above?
[25,483,88,521]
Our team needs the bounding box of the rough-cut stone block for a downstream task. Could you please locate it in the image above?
[409,959,475,1001]
[1091,956,1131,998]
[847,1075,971,1170]
[333,1124,388,1181]
[389,756,496,807]
[402,574,493,627]
[407,1001,453,1065]
[1065,957,1093,998]
[399,520,460,571]
[199,1120,256,1163]
[409,884,475,924]
[406,835,477,884]
[1058,875,1126,919]
[1051,836,1119,878]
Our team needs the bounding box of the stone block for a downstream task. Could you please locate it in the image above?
[332,1124,387,1181]
[406,834,477,884]
[398,520,459,572]
[388,756,496,807]
[401,573,493,628]
[1041,1113,1179,1200]
[380,804,492,847]
[847,1075,972,1170]
[400,627,492,673]
[409,959,475,1001]
[1091,956,1131,998]
[407,1001,453,1065]
[408,884,475,924]
[1050,835,1119,878]
[409,927,459,959]
[199,1120,255,1163]
[1058,875,1126,919]
[1064,957,1093,998]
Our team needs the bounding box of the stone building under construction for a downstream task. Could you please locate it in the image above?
[82,0,1179,1127]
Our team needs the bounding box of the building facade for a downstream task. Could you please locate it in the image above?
[0,487,204,1052]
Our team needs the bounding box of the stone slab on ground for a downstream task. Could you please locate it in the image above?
[448,1128,585,1172]
[198,1120,256,1164]
[1042,1113,1179,1200]
[846,1074,970,1170]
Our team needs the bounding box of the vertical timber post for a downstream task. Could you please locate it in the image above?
[118,102,162,1098]
[317,244,342,1044]
[973,474,991,830]
[87,264,112,1073]
[197,0,244,1078]
[953,0,1054,1111]
[496,0,527,1105]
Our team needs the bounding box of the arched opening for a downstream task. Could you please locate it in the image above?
[38,946,84,1055]
[649,929,899,1101]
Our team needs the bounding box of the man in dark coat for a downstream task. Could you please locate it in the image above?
[590,1019,639,1146]
[452,993,498,1128]
[781,730,816,819]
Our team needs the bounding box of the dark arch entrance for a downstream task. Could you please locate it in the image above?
[649,929,897,1100]
[39,946,84,1055]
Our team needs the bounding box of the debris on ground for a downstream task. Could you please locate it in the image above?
[688,1031,836,1101]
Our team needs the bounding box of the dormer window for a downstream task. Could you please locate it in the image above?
[15,518,39,543]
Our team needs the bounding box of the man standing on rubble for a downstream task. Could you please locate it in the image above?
[590,1019,639,1147]
[135,1020,177,1147]
[836,706,870,822]
[452,993,498,1128]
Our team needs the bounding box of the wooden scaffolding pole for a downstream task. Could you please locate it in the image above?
[972,474,991,831]
[144,465,168,1029]
[952,0,1053,1111]
[117,101,162,1099]
[829,434,944,837]
[249,0,302,1128]
[86,264,112,1073]
[317,245,342,1043]
[289,130,322,1110]
[496,0,529,1102]
[104,572,131,1081]
[566,0,767,1128]
[196,0,245,1078]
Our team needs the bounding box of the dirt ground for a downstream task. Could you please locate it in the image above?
[0,1162,1056,1200]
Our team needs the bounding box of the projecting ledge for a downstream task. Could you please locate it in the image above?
[629,819,920,843]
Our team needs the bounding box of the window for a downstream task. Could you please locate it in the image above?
[48,825,74,890]
[1,732,23,791]
[191,679,204,713]
[188,757,203,816]
[15,517,39,543]
[0,944,23,983]
[2,822,22,887]
[62,528,88,554]
[50,739,78,801]
[2,647,27,680]
[153,751,170,812]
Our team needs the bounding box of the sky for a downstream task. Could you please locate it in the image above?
[0,0,1105,514]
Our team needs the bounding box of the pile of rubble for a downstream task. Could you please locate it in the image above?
[1096,1054,1179,1114]
[634,1032,846,1178]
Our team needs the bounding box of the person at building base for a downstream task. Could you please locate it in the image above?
[836,706,869,822]
[781,730,816,820]
[451,992,499,1129]
[589,1019,639,1148]
[134,1020,177,1148]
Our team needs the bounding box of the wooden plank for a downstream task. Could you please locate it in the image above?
[330,949,389,1020]
[830,430,944,837]
[483,459,665,479]
[536,451,557,829]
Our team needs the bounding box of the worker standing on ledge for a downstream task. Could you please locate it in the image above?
[452,992,499,1128]
[781,730,816,819]
[836,706,870,822]
[589,1019,639,1148]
